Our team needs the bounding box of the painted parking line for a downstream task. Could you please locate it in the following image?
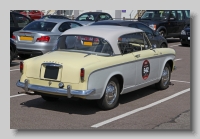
[171,80,190,84]
[174,58,182,61]
[169,44,181,47]
[10,69,19,72]
[10,94,27,98]
[91,88,190,128]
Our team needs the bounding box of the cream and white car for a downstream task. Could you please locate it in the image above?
[16,25,176,110]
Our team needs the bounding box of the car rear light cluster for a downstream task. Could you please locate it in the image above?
[20,62,23,73]
[12,35,16,40]
[80,68,85,82]
[36,36,50,42]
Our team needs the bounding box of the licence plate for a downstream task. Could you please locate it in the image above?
[44,66,59,80]
[188,37,190,40]
[20,36,33,41]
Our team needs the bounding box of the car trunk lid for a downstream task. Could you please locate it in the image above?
[25,51,100,83]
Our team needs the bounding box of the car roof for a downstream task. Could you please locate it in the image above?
[62,25,143,37]
[80,12,109,14]
[91,20,145,26]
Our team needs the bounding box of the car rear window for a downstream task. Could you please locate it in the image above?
[54,35,114,55]
[23,21,57,31]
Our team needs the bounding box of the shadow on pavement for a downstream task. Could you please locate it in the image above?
[19,85,158,115]
[167,38,180,43]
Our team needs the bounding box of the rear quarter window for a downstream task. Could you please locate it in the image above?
[23,21,57,31]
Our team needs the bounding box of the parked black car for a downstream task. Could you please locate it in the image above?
[41,15,71,20]
[10,11,32,38]
[138,10,190,38]
[180,24,190,46]
[91,20,168,48]
[10,38,18,65]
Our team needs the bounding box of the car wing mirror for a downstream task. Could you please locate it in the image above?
[138,17,141,20]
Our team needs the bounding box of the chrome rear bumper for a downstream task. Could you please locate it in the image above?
[16,80,95,98]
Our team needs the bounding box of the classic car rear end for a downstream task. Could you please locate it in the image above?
[16,25,176,110]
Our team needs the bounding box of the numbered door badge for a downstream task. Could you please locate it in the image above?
[142,60,150,80]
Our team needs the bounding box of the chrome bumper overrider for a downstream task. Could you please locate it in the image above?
[16,80,95,98]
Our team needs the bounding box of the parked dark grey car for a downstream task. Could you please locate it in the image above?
[91,20,168,48]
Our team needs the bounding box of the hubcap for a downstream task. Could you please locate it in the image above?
[105,81,117,105]
[161,66,169,86]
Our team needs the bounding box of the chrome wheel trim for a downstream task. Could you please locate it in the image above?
[105,81,117,105]
[161,66,170,86]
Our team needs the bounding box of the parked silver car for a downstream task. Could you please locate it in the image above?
[12,19,84,58]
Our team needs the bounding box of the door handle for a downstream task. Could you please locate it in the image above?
[135,54,140,58]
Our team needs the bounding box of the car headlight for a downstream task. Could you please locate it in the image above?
[181,30,186,35]
[149,24,156,30]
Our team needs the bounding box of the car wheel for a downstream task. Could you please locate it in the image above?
[159,30,166,38]
[41,95,59,102]
[19,54,31,59]
[160,43,167,48]
[97,77,120,110]
[155,63,171,90]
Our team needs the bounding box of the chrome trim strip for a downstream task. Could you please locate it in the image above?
[42,63,63,67]
[16,80,95,97]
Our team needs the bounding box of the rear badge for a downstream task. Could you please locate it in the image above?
[142,60,150,80]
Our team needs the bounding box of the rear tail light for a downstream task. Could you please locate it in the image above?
[36,36,50,42]
[20,62,23,73]
[12,35,16,40]
[80,68,85,82]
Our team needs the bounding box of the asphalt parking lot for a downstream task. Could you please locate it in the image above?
[10,38,190,130]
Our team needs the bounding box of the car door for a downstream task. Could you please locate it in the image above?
[176,10,186,35]
[167,10,179,37]
[131,33,160,86]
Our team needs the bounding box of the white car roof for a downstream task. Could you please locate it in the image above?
[61,25,144,54]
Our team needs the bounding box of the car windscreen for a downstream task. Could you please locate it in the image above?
[76,13,98,21]
[23,21,57,31]
[54,35,113,55]
[141,10,170,20]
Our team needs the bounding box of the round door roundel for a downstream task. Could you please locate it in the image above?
[142,60,150,80]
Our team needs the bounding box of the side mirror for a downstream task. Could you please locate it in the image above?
[138,17,141,20]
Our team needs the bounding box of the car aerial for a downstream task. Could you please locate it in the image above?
[180,24,190,46]
[16,25,176,110]
[75,12,113,25]
[12,19,84,58]
[10,38,18,65]
[138,10,190,38]
[91,20,168,48]
[10,11,32,38]
[41,15,71,20]
[20,10,44,20]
